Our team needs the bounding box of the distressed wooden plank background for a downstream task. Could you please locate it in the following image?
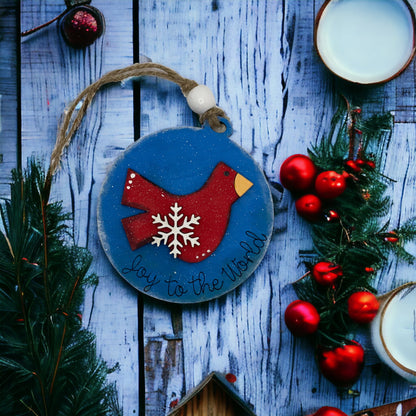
[0,1,18,195]
[3,0,415,415]
[20,1,140,414]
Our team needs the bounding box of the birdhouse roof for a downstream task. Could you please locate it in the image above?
[167,372,257,416]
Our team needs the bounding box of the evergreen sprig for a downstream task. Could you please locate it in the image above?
[295,102,416,347]
[0,160,121,416]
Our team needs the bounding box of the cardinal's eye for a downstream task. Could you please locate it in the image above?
[224,171,230,176]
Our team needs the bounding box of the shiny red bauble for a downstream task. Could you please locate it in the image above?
[345,160,361,173]
[325,209,340,222]
[315,171,347,200]
[295,194,322,222]
[318,341,364,387]
[348,291,379,324]
[280,154,318,192]
[312,262,343,286]
[385,231,399,243]
[313,407,348,416]
[284,300,320,336]
[355,159,367,168]
[60,6,105,48]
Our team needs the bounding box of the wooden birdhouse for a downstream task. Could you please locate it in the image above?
[167,372,257,416]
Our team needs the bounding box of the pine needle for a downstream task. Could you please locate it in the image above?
[295,102,416,347]
[0,160,121,416]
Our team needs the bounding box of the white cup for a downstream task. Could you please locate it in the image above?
[371,282,416,383]
[314,0,416,84]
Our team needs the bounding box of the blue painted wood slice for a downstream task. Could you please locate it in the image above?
[97,120,273,303]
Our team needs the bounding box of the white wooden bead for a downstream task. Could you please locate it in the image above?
[186,85,216,115]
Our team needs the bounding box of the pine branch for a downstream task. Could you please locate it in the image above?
[293,103,416,347]
[0,160,121,416]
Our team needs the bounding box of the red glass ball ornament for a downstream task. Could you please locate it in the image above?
[284,300,320,336]
[366,160,376,169]
[385,232,399,243]
[325,209,340,222]
[280,154,318,192]
[364,266,374,273]
[315,171,347,200]
[295,194,322,222]
[60,5,105,48]
[312,262,342,286]
[225,373,237,383]
[345,160,361,173]
[313,407,348,416]
[348,291,379,324]
[355,159,366,168]
[318,341,365,387]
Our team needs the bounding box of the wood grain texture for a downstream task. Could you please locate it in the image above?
[20,1,139,413]
[173,382,238,416]
[353,397,416,416]
[0,1,18,196]
[17,0,416,415]
[167,373,257,416]
[139,1,416,415]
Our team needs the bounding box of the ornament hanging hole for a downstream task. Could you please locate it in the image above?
[206,117,232,136]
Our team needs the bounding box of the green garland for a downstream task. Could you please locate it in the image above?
[3,103,416,410]
[293,102,416,347]
[0,161,121,416]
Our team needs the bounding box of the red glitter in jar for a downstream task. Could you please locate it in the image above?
[60,5,104,48]
[72,11,98,32]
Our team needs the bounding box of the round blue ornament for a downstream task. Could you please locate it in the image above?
[98,120,273,303]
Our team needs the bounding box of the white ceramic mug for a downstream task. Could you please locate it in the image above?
[315,0,416,84]
[371,282,416,383]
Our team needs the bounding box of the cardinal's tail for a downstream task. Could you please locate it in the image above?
[122,168,174,211]
[121,212,159,250]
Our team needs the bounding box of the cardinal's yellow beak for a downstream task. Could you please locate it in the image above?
[235,173,253,197]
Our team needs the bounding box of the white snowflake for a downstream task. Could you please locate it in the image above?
[151,202,200,258]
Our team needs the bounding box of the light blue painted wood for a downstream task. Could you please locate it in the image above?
[16,0,416,415]
[20,1,139,413]
[0,1,18,196]
[139,1,416,415]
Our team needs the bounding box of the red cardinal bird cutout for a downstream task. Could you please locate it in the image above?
[121,162,253,263]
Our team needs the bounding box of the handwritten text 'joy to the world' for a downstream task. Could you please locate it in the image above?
[121,230,268,299]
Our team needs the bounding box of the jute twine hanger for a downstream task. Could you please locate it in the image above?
[44,62,229,199]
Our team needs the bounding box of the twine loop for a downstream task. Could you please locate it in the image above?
[45,62,229,194]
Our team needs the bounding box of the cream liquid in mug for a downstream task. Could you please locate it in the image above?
[316,0,414,83]
[380,285,416,375]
